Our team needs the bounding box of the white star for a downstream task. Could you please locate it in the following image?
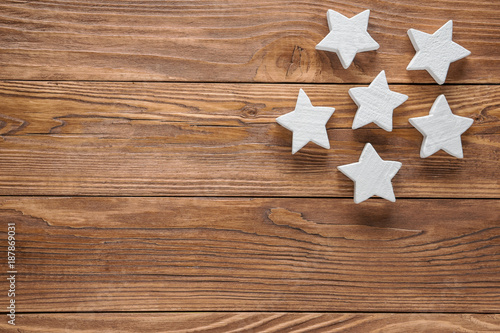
[407,21,471,85]
[316,9,379,69]
[349,70,408,131]
[276,89,335,154]
[409,94,473,158]
[338,143,402,204]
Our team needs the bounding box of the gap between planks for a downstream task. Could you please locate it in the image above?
[1,80,500,86]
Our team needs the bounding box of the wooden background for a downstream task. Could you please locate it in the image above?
[0,0,499,331]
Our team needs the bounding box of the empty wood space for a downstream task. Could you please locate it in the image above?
[1,313,499,332]
[0,0,499,332]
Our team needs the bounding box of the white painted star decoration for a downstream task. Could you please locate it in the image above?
[407,20,470,85]
[316,9,379,69]
[338,143,402,204]
[274,11,473,204]
[349,70,408,131]
[409,95,473,158]
[276,89,335,154]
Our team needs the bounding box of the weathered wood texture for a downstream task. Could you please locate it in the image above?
[0,0,498,83]
[2,313,500,332]
[0,197,498,313]
[1,0,499,327]
[0,82,498,197]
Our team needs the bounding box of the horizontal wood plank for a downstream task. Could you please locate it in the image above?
[2,312,500,332]
[0,197,499,312]
[0,82,498,197]
[0,0,498,82]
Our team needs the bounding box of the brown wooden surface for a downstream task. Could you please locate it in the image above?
[0,197,498,313]
[0,82,498,197]
[0,0,498,83]
[0,0,499,331]
[2,313,499,332]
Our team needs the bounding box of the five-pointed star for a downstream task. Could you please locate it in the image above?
[338,143,402,204]
[316,9,379,69]
[349,70,408,131]
[276,89,335,154]
[407,20,470,85]
[409,94,473,158]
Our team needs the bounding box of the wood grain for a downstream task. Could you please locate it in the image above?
[3,313,500,332]
[0,82,498,197]
[0,197,498,312]
[0,0,498,82]
[1,0,499,325]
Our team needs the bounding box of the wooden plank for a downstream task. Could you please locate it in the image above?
[2,313,500,332]
[0,82,498,197]
[0,197,499,313]
[0,0,498,83]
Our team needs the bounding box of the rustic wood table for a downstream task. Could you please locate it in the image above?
[0,1,499,331]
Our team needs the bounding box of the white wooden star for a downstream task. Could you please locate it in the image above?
[276,89,335,154]
[316,9,379,69]
[349,70,408,131]
[338,143,402,204]
[407,20,471,85]
[409,94,473,158]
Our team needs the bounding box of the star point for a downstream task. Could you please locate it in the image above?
[407,20,471,85]
[338,143,402,203]
[409,94,474,158]
[349,70,408,132]
[316,9,379,69]
[276,89,335,154]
